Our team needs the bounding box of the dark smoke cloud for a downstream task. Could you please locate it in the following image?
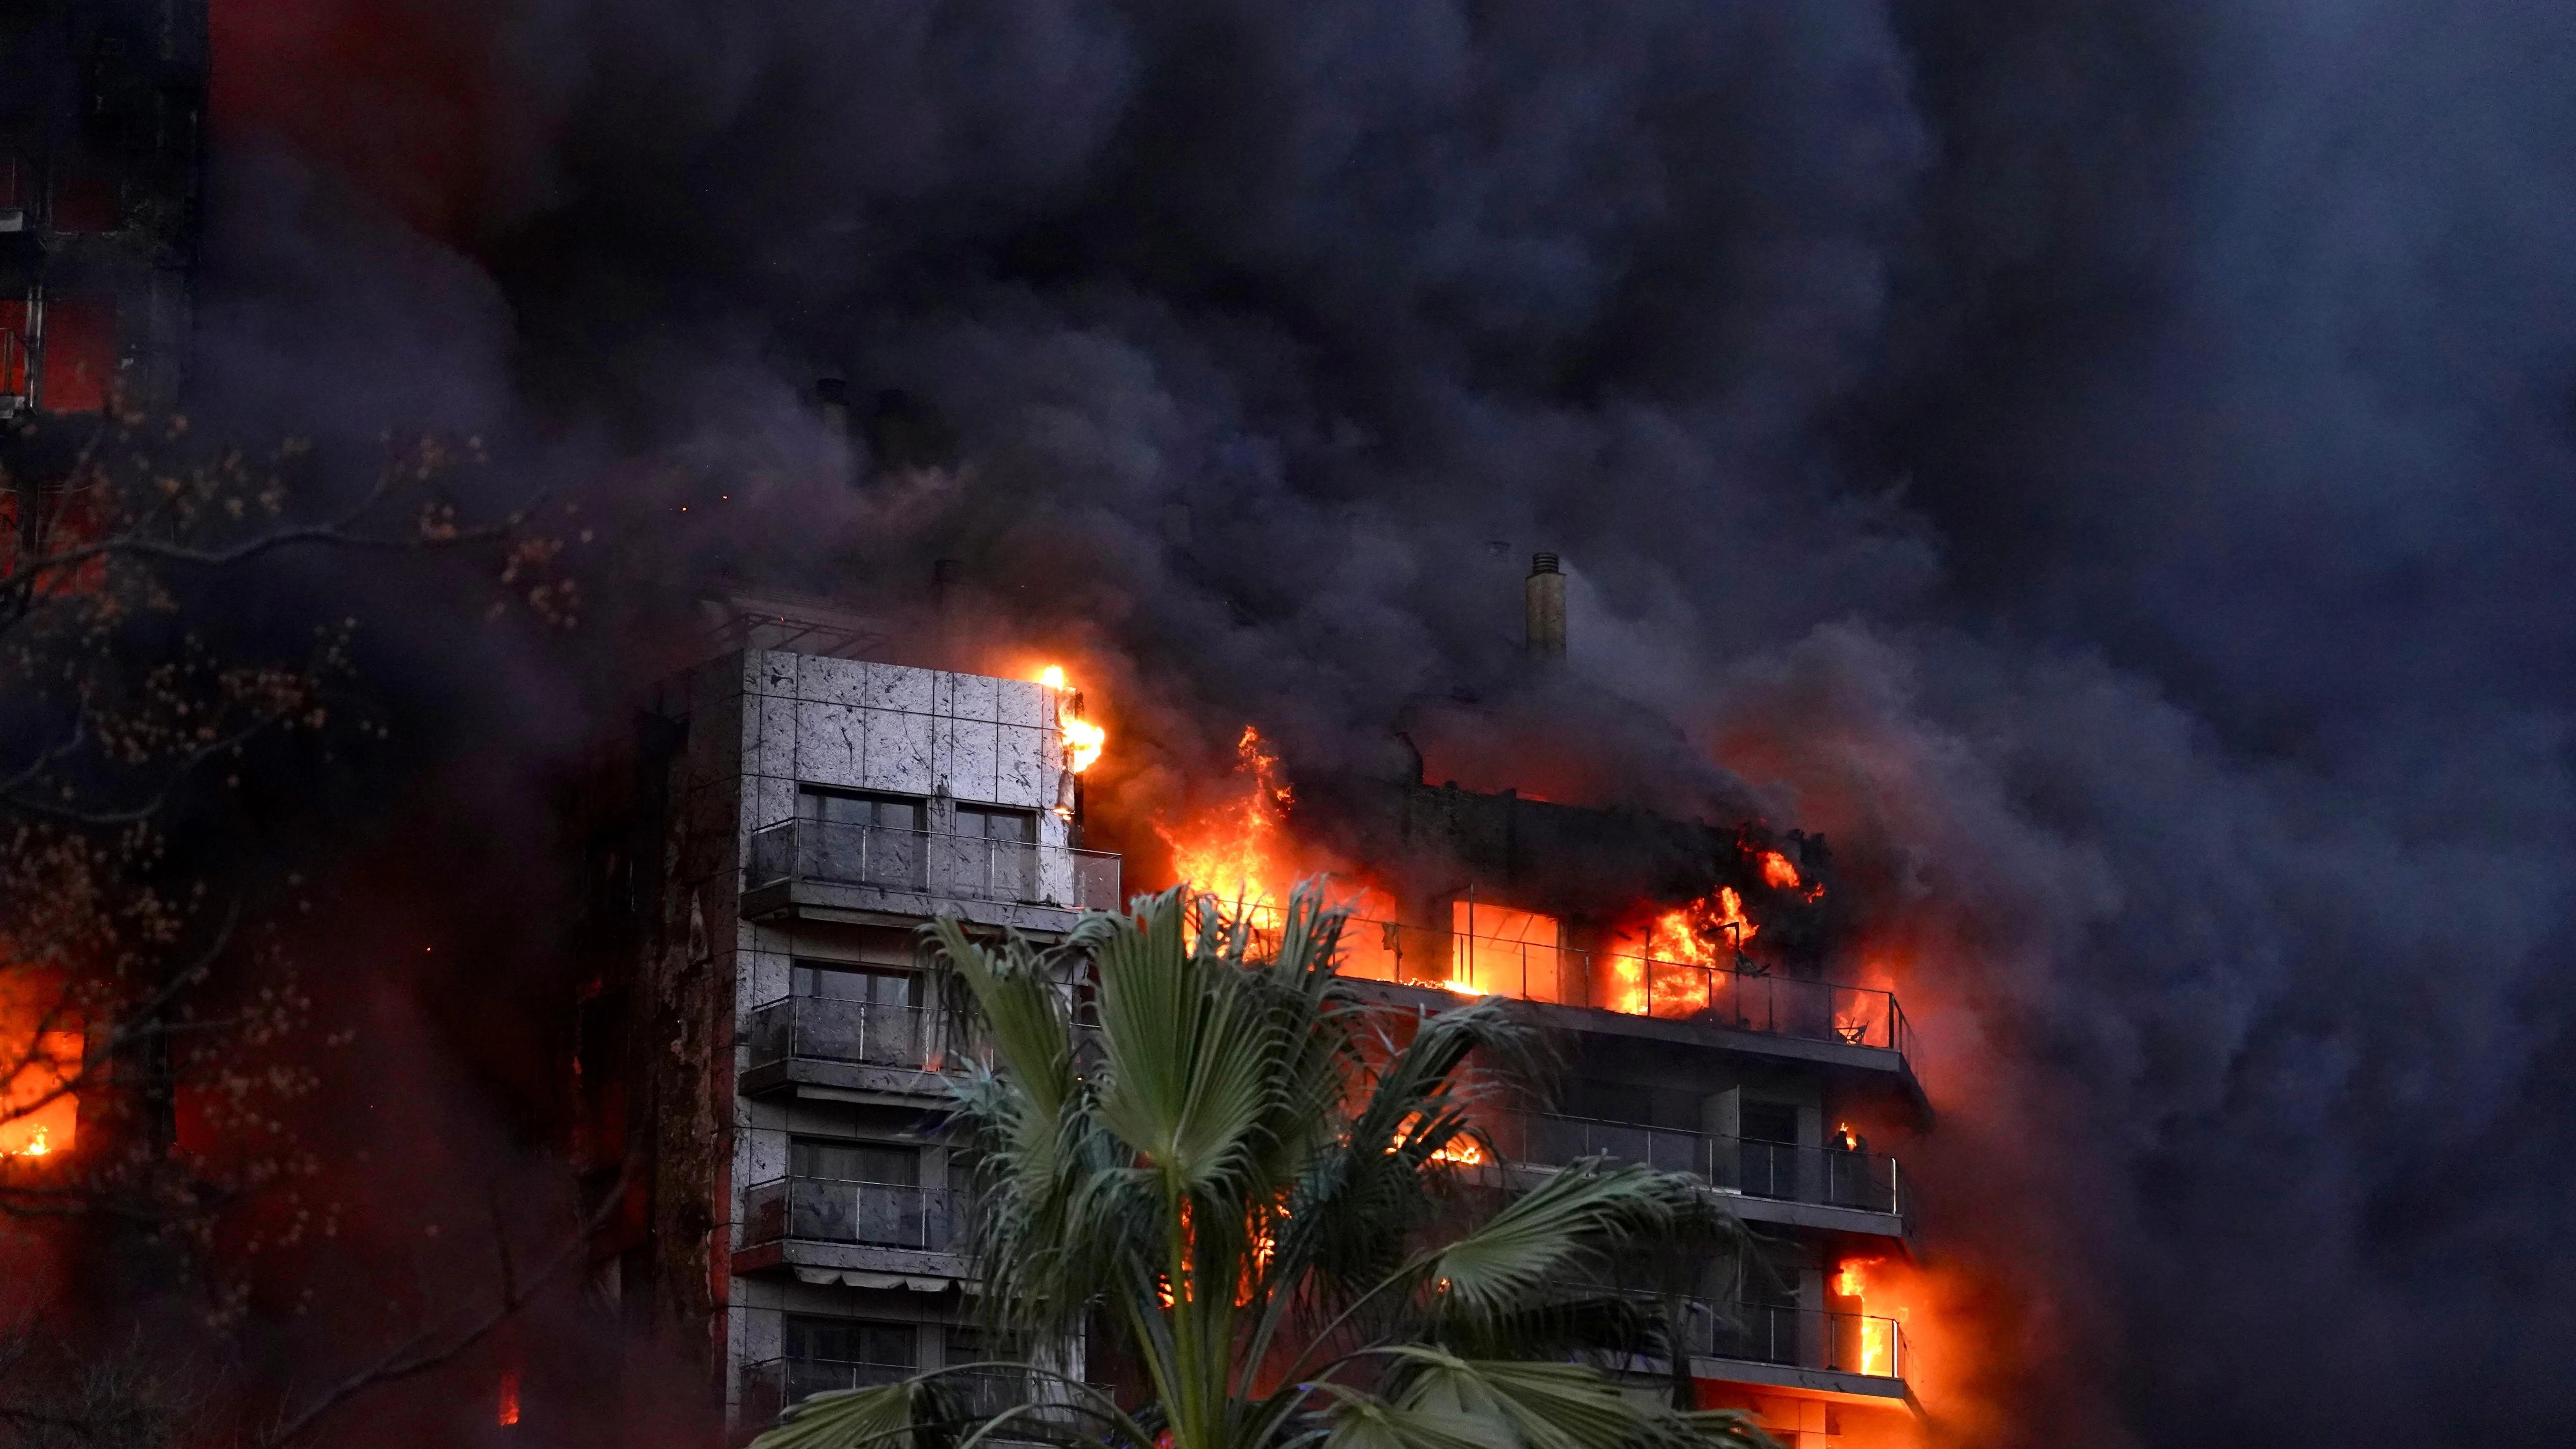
[178,1,2576,1443]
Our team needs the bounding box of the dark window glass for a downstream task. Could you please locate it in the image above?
[790,1138,920,1185]
[1739,1102,1800,1145]
[800,788,926,833]
[955,804,1036,843]
[787,1316,916,1369]
[792,962,914,1007]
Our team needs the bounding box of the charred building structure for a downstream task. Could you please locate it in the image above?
[0,0,203,428]
[591,567,1930,1449]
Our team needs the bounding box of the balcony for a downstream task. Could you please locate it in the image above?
[736,1178,977,1282]
[1500,1113,1904,1238]
[1335,918,1915,1075]
[1671,1300,1910,1400]
[742,994,941,1083]
[740,1359,1056,1434]
[742,819,1121,932]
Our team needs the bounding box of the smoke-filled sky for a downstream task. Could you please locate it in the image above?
[183,2,2576,1444]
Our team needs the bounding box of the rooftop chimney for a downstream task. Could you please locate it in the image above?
[1525,552,1566,660]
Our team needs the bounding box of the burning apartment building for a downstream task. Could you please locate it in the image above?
[584,561,1934,1449]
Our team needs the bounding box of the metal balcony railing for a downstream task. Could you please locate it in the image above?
[744,996,940,1073]
[741,1358,1067,1435]
[1501,1113,1902,1219]
[746,819,1122,913]
[1334,917,1913,1059]
[1669,1300,1908,1383]
[740,1178,974,1254]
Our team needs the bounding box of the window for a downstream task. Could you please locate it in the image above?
[1739,1102,1800,1145]
[955,804,1038,901]
[798,788,928,889]
[800,787,926,832]
[788,1316,917,1370]
[790,1137,920,1185]
[784,1317,917,1401]
[792,961,914,1007]
[1736,1102,1801,1203]
[954,804,1035,844]
[1448,900,1563,1000]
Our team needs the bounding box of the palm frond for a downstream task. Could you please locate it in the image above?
[1419,1163,1712,1320]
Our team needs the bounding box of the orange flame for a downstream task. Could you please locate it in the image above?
[1161,726,1293,921]
[1831,1259,1897,1380]
[1759,850,1800,890]
[1427,1138,1486,1166]
[497,1369,521,1427]
[1036,667,1106,776]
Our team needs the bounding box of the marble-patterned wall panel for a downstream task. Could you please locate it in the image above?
[998,680,1051,730]
[996,725,1049,809]
[949,718,1000,804]
[863,707,936,795]
[740,1127,788,1187]
[753,693,797,782]
[948,671,999,724]
[745,774,795,835]
[863,662,935,714]
[800,655,866,707]
[752,648,797,700]
[794,700,865,789]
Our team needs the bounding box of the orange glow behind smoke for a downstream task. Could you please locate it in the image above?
[1161,727,1295,920]
[497,1369,520,1426]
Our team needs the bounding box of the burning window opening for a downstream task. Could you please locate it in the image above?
[1160,725,1296,923]
[1829,1259,1900,1380]
[497,1368,521,1427]
[2,987,82,1161]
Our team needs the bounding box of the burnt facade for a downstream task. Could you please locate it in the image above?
[0,0,203,426]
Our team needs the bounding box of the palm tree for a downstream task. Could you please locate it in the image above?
[750,883,1774,1449]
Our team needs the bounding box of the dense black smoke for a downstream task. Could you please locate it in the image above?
[180,2,2576,1444]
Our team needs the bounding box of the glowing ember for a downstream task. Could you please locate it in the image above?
[1161,726,1293,921]
[497,1369,520,1426]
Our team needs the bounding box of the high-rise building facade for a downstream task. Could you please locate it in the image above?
[593,634,1926,1449]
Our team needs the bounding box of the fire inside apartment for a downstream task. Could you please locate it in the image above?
[586,571,1932,1449]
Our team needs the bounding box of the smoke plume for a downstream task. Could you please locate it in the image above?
[163,2,2576,1443]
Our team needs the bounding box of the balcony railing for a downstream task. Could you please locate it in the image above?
[1670,1300,1908,1383]
[742,1357,1036,1413]
[1501,1113,1901,1219]
[1334,918,1912,1059]
[744,996,940,1073]
[746,819,1122,913]
[741,1178,974,1254]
